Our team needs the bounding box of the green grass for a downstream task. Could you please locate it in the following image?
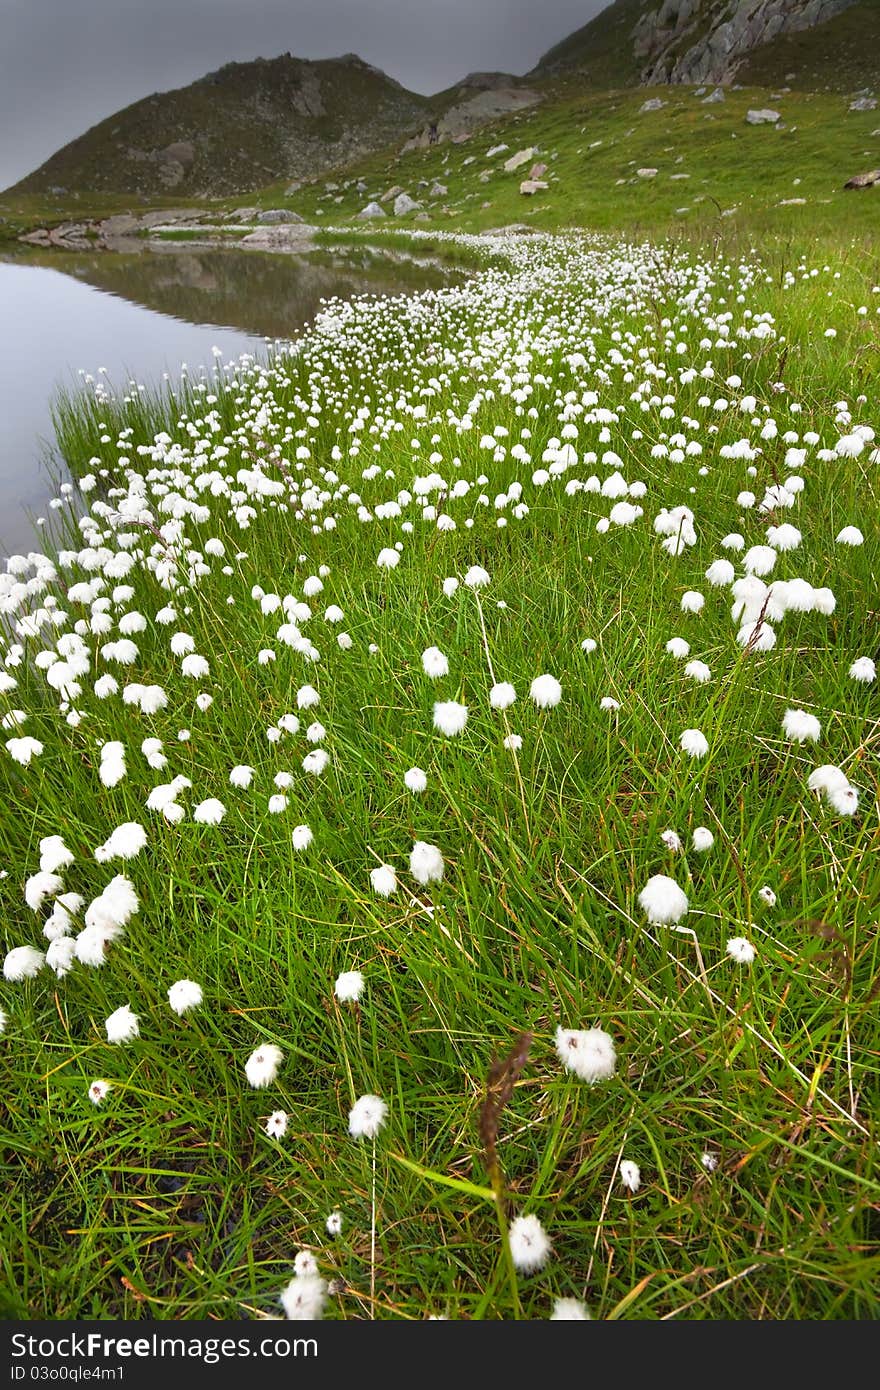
[1,223,878,1320]
[272,84,880,247]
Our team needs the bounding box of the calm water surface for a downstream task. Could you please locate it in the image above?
[0,243,455,555]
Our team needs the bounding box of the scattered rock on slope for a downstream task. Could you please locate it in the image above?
[844,168,880,187]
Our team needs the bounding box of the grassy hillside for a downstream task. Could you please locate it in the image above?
[262,83,880,247]
[8,54,431,200]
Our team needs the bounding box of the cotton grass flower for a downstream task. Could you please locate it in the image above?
[680,729,709,759]
[619,1160,641,1193]
[684,660,711,683]
[167,979,203,1015]
[105,1005,139,1044]
[39,835,74,873]
[530,673,562,709]
[509,1214,551,1274]
[25,871,64,912]
[193,798,226,825]
[265,1110,289,1139]
[46,937,76,978]
[464,565,490,589]
[490,681,517,710]
[3,945,45,981]
[421,646,449,679]
[370,863,397,897]
[758,885,777,907]
[348,1093,388,1139]
[6,737,43,765]
[726,937,756,964]
[302,749,329,775]
[638,874,688,925]
[291,824,313,851]
[404,766,427,793]
[279,1274,327,1320]
[95,821,146,861]
[245,1043,284,1088]
[88,1079,111,1106]
[432,700,468,736]
[334,969,364,1003]
[849,657,875,683]
[550,1298,591,1320]
[836,526,864,546]
[555,1026,616,1082]
[680,591,705,614]
[410,841,444,886]
[692,826,714,852]
[828,782,859,815]
[782,709,820,743]
[326,1211,343,1237]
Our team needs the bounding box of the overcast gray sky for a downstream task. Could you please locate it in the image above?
[0,0,607,189]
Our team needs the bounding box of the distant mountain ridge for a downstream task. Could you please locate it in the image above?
[9,53,431,199]
[8,0,876,199]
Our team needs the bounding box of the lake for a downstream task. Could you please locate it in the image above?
[0,242,457,556]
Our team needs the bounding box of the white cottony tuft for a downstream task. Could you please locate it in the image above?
[550,1298,591,1320]
[530,673,562,708]
[555,1026,617,1083]
[782,708,820,743]
[3,944,46,981]
[490,681,517,710]
[244,1043,284,1088]
[370,864,397,897]
[509,1214,552,1273]
[410,841,444,886]
[619,1159,641,1193]
[167,979,203,1015]
[334,969,364,1003]
[638,874,688,925]
[421,646,449,679]
[680,728,709,759]
[105,1005,139,1044]
[726,937,756,965]
[348,1093,388,1139]
[279,1274,328,1320]
[432,700,468,736]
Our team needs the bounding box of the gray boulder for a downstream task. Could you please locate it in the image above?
[356,201,386,220]
[504,147,536,172]
[639,97,666,113]
[257,209,304,224]
[393,192,421,215]
[844,169,880,189]
[746,109,781,124]
[850,96,878,112]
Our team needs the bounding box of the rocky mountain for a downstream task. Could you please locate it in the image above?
[534,0,870,87]
[9,2,876,201]
[635,0,860,85]
[8,53,432,198]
